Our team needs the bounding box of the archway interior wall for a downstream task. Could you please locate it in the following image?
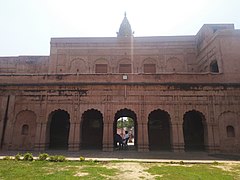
[12,110,37,150]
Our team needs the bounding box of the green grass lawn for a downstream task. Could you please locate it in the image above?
[146,163,240,180]
[0,160,239,179]
[0,160,118,180]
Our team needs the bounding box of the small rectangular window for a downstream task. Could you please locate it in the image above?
[144,64,156,73]
[95,64,107,73]
[119,64,131,73]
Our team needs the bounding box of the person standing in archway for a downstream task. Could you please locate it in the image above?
[114,133,123,149]
[123,131,129,149]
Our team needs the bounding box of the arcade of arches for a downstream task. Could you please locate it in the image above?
[7,107,239,153]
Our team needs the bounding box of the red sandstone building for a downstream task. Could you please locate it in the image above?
[0,15,240,153]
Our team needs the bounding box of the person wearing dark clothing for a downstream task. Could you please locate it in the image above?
[114,134,123,149]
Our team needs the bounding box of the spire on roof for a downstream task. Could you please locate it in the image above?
[117,12,133,37]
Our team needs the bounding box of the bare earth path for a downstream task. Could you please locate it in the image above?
[107,162,157,180]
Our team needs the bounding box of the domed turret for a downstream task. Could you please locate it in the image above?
[117,12,133,37]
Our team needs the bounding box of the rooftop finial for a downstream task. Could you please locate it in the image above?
[117,12,133,37]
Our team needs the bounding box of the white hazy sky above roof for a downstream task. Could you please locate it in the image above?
[0,0,239,56]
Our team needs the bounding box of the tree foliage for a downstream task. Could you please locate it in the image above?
[117,117,134,129]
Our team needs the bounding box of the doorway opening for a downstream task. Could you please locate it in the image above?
[183,110,205,151]
[81,109,103,149]
[148,109,171,150]
[113,108,137,150]
[48,110,70,150]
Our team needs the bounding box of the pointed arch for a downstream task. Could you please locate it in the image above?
[183,110,206,151]
[47,109,70,149]
[69,58,87,73]
[113,108,138,150]
[81,109,103,149]
[148,109,171,150]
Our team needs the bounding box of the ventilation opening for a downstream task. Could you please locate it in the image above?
[21,124,29,135]
[227,126,235,137]
[210,60,219,73]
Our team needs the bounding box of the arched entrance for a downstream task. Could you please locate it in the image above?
[183,110,205,151]
[148,109,171,150]
[81,109,103,149]
[48,110,70,150]
[113,108,137,150]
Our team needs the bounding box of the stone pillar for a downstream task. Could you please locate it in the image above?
[38,123,47,151]
[137,122,145,152]
[34,122,42,151]
[102,122,113,151]
[142,122,149,152]
[68,122,79,151]
[171,122,185,152]
[74,122,80,151]
[205,123,220,153]
[0,96,8,149]
[138,97,149,152]
[2,95,15,150]
[78,122,83,150]
[102,104,113,152]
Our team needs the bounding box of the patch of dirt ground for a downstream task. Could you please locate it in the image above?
[107,162,158,180]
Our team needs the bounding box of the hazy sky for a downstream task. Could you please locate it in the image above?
[0,0,239,56]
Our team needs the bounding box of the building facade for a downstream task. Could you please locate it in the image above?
[0,15,240,153]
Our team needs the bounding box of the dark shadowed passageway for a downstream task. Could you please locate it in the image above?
[148,109,171,151]
[81,109,103,149]
[183,110,205,151]
[49,110,70,150]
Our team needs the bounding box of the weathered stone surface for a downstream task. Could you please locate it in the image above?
[0,22,240,153]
